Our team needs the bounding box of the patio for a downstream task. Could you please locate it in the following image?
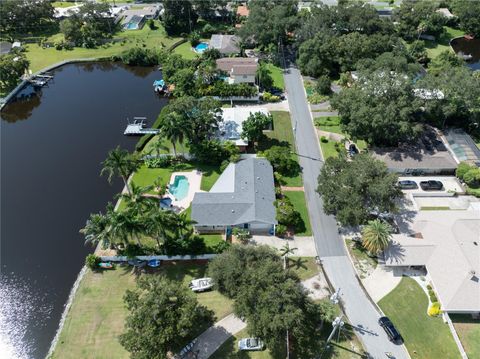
[166,170,202,211]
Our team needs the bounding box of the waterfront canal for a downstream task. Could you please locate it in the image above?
[0,62,167,359]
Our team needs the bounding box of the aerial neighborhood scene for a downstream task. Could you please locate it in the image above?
[1,0,480,359]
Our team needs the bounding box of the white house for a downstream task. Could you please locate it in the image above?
[216,57,258,85]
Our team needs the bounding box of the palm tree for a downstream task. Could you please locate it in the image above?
[144,210,177,250]
[101,146,139,195]
[80,212,110,247]
[279,242,297,270]
[119,182,157,215]
[361,219,393,255]
[158,112,185,157]
[149,137,169,158]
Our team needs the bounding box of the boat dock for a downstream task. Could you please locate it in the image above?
[28,74,54,87]
[124,117,160,135]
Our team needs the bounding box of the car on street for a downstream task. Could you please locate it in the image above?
[420,180,444,191]
[378,317,402,343]
[397,180,418,190]
[238,338,265,351]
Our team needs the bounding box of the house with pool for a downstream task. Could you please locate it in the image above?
[191,157,277,235]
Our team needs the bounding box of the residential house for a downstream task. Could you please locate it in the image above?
[217,107,270,151]
[119,5,160,30]
[384,209,480,315]
[371,127,458,175]
[209,34,241,56]
[191,157,277,234]
[216,57,258,85]
[0,41,21,55]
[236,4,249,17]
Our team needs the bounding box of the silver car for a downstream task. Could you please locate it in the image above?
[238,338,265,351]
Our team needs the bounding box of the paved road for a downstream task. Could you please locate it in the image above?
[284,66,408,359]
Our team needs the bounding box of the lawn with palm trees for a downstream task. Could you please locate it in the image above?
[51,262,234,359]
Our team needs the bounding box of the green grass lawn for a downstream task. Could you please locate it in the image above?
[283,191,312,236]
[131,162,221,194]
[24,20,181,72]
[450,314,480,359]
[52,1,77,7]
[424,26,464,60]
[379,277,460,359]
[288,256,318,281]
[264,63,285,90]
[52,262,234,359]
[315,116,343,135]
[173,40,204,60]
[259,111,303,187]
[320,139,342,160]
[201,234,225,251]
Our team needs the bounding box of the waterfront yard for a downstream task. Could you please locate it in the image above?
[173,40,206,60]
[51,261,233,359]
[260,111,303,187]
[424,26,464,60]
[24,21,181,72]
[379,277,460,359]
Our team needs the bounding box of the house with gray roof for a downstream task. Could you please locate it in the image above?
[216,57,258,85]
[209,34,240,56]
[384,209,480,314]
[191,157,277,234]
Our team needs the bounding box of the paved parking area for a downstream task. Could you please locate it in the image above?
[399,175,464,194]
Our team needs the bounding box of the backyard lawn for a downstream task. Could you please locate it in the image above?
[424,26,464,60]
[24,21,181,72]
[320,139,341,160]
[283,191,312,236]
[52,262,233,359]
[450,314,480,359]
[260,111,303,187]
[379,277,460,359]
[315,116,343,135]
[173,40,205,60]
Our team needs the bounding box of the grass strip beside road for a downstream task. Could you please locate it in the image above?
[283,191,312,236]
[379,277,461,359]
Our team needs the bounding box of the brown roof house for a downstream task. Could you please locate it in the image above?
[216,57,258,85]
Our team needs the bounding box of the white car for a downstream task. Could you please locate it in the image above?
[189,277,213,292]
[238,338,265,351]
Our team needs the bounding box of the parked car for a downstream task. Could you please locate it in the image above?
[397,180,418,190]
[189,277,213,292]
[346,142,359,157]
[238,338,265,351]
[420,180,443,191]
[378,317,402,343]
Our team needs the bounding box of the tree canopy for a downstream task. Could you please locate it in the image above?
[163,0,198,35]
[0,0,55,37]
[452,0,480,37]
[241,111,272,144]
[317,154,402,226]
[0,52,30,91]
[331,71,423,146]
[120,276,213,359]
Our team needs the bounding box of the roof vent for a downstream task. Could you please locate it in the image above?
[257,176,260,180]
[231,209,235,213]
[474,241,478,246]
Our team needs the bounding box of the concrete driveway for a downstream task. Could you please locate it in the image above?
[399,175,464,194]
[250,236,317,257]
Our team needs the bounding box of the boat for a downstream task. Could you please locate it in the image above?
[153,79,166,93]
[147,259,161,268]
[128,259,146,268]
[98,262,113,269]
[189,277,213,292]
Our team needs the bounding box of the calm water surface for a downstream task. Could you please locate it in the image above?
[0,62,167,359]
[450,37,480,70]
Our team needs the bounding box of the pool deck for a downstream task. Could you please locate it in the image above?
[167,170,202,210]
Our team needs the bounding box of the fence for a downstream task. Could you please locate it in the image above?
[99,254,217,262]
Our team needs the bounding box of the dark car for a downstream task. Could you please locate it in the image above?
[379,317,402,343]
[398,180,418,190]
[420,180,444,191]
[348,143,359,156]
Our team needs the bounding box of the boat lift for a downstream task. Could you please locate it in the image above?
[124,117,160,136]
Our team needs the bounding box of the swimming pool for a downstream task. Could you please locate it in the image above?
[194,42,209,53]
[169,175,189,201]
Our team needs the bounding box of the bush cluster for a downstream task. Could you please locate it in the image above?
[428,302,441,317]
[456,162,480,188]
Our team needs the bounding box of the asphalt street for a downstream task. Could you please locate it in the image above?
[284,65,408,359]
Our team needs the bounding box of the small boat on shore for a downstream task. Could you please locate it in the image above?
[98,262,113,269]
[147,259,161,268]
[189,277,213,292]
[128,259,146,267]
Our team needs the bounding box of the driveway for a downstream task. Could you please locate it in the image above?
[284,65,408,359]
[250,235,317,257]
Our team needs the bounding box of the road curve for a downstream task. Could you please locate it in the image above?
[284,65,408,359]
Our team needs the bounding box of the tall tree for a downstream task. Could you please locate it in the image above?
[157,112,185,157]
[0,0,55,37]
[452,0,480,37]
[241,112,272,145]
[120,276,213,359]
[331,71,423,146]
[119,183,157,215]
[0,52,29,91]
[101,146,139,195]
[317,154,402,226]
[361,219,393,255]
[80,211,110,247]
[394,0,444,41]
[163,0,198,36]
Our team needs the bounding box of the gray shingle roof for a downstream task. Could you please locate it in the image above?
[216,57,258,76]
[210,34,240,55]
[191,158,277,226]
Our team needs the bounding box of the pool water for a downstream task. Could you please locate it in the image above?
[194,42,209,53]
[169,175,189,201]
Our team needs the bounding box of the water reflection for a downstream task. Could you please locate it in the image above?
[0,62,167,358]
[450,36,480,70]
[1,89,42,123]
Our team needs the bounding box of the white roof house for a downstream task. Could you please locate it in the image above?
[384,210,480,314]
[217,107,270,147]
